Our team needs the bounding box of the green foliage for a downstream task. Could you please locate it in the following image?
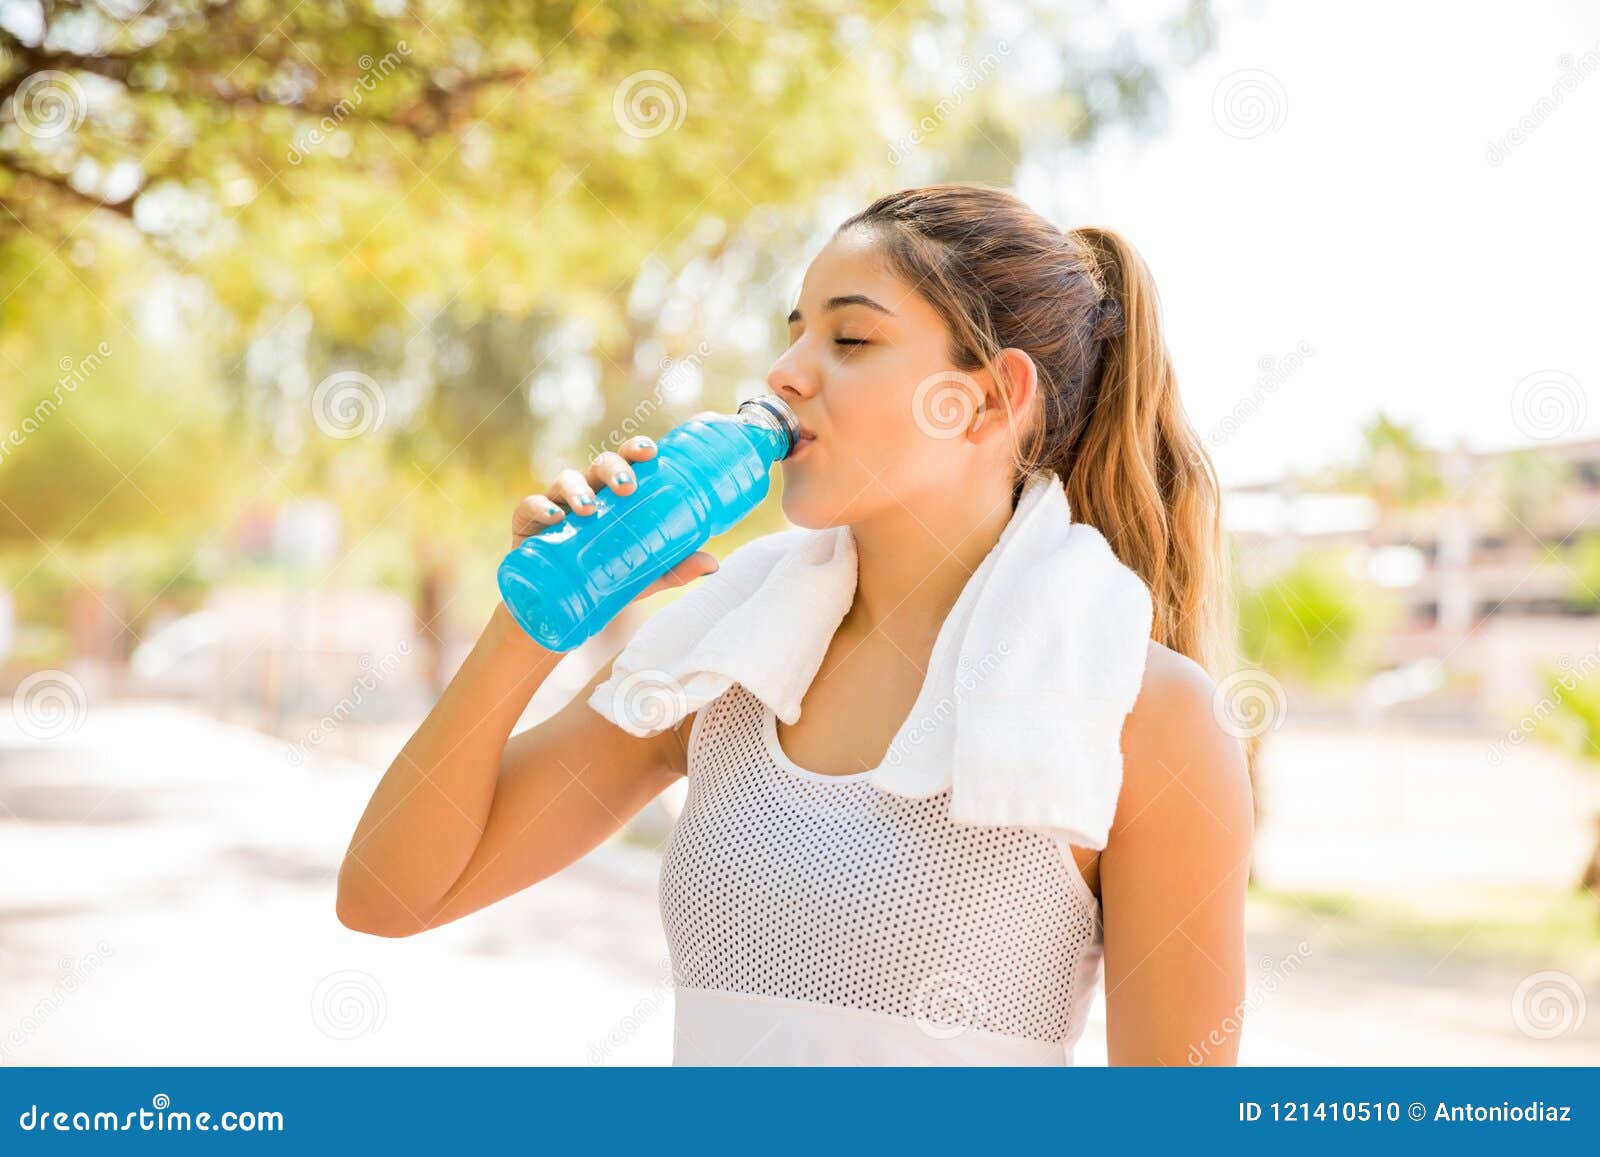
[1252,885,1600,968]
[1487,447,1574,535]
[1235,547,1397,692]
[1562,531,1600,611]
[3,0,944,329]
[1320,412,1447,512]
[0,269,245,553]
[1537,659,1600,767]
[1,0,1213,642]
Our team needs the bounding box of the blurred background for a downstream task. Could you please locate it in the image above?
[2,0,1599,1065]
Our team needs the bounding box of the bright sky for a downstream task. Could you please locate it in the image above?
[1018,0,1600,487]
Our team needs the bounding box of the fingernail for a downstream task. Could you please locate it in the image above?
[633,437,653,449]
[576,491,595,507]
[545,504,560,516]
[616,471,632,486]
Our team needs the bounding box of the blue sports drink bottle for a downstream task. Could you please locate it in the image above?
[497,395,801,651]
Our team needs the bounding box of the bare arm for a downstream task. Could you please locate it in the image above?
[1100,642,1255,1065]
[333,604,691,937]
[335,437,716,937]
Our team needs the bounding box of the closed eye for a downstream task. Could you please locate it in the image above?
[835,338,869,348]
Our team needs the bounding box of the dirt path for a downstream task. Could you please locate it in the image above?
[1,704,1595,1065]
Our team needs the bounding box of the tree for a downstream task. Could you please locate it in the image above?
[1535,667,1600,905]
[1318,413,1446,552]
[4,0,1215,689]
[1233,544,1397,872]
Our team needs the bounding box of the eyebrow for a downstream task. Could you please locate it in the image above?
[787,294,896,324]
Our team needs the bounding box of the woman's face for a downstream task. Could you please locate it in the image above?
[769,227,1014,530]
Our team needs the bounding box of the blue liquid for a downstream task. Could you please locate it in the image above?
[497,403,795,651]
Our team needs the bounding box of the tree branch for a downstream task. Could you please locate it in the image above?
[389,68,535,137]
[2,161,138,219]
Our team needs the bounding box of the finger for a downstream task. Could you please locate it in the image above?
[512,493,565,543]
[618,435,657,462]
[549,467,599,515]
[586,451,637,497]
[657,550,720,589]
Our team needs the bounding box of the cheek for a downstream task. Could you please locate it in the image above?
[833,351,931,446]
[781,386,953,522]
[845,352,974,462]
[840,370,962,471]
[835,387,909,451]
[778,349,974,525]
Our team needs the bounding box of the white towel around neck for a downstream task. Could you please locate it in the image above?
[582,469,1155,850]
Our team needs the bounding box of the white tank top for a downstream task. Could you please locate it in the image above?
[658,682,1104,1065]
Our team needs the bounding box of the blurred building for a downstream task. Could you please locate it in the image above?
[1226,436,1600,724]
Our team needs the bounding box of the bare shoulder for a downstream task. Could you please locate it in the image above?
[1110,640,1253,842]
[1098,641,1254,1066]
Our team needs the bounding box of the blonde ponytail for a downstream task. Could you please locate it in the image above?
[1059,225,1236,684]
[839,189,1246,761]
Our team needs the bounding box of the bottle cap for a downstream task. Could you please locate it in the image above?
[735,395,801,459]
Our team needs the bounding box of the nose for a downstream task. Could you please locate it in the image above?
[766,345,816,404]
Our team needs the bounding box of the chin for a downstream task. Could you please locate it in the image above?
[777,484,850,531]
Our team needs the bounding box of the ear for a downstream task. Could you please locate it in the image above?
[970,347,1039,438]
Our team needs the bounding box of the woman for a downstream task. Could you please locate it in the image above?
[336,183,1254,1066]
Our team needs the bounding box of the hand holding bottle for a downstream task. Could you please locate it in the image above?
[497,396,798,651]
[508,436,721,604]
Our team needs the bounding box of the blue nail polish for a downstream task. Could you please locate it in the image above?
[617,472,632,485]
[496,394,797,650]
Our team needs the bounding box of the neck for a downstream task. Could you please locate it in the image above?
[844,474,1020,642]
